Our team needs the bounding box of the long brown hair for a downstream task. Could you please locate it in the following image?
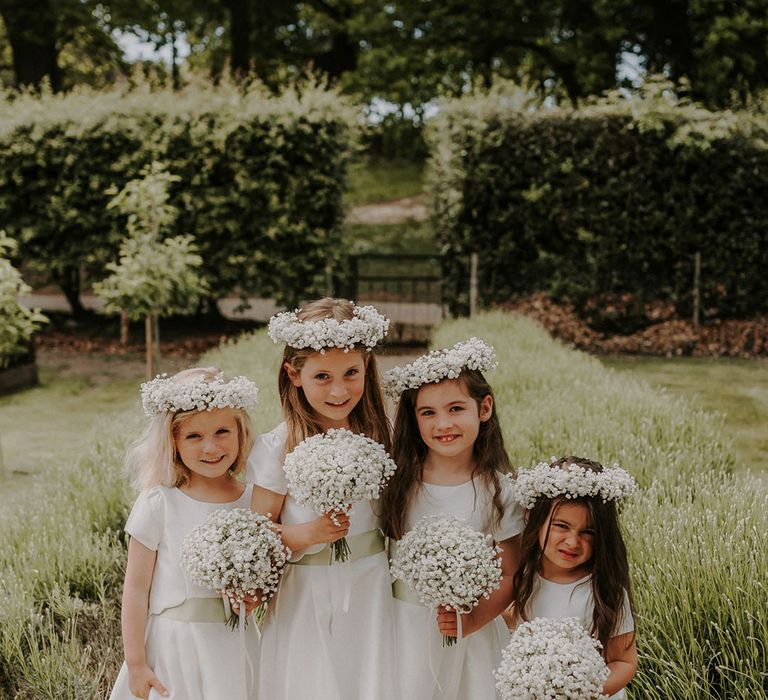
[510,456,635,649]
[380,368,510,539]
[277,297,391,454]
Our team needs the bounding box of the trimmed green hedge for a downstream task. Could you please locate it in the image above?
[0,81,356,311]
[429,85,768,322]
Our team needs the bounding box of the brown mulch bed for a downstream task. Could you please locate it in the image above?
[503,294,768,358]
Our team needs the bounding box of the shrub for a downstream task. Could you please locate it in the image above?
[428,81,768,320]
[0,232,47,367]
[0,79,356,313]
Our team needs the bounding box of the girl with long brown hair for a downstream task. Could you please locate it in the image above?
[380,337,523,700]
[506,456,638,699]
[247,298,396,700]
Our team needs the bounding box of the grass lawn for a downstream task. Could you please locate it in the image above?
[344,157,425,207]
[601,356,768,471]
[0,350,189,500]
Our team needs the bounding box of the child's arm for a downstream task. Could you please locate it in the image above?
[603,632,637,696]
[122,538,168,698]
[251,484,350,551]
[437,534,520,638]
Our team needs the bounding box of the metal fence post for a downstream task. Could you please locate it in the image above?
[693,251,701,328]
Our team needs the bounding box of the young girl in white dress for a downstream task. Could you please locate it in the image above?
[380,337,523,700]
[506,456,638,699]
[109,367,260,700]
[248,298,396,700]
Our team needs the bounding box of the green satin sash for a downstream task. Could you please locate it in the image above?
[392,578,423,606]
[158,597,227,623]
[291,528,385,566]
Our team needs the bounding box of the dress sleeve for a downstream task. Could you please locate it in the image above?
[493,477,525,542]
[612,589,635,637]
[125,487,164,551]
[245,423,288,494]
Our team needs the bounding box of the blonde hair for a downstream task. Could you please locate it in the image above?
[127,367,255,490]
[278,298,391,454]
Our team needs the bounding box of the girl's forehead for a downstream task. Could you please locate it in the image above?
[177,407,237,430]
[550,500,591,525]
[302,348,366,371]
[416,378,469,406]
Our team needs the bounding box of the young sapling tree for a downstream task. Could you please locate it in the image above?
[93,163,208,378]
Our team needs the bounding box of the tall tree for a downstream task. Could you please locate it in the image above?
[0,0,62,90]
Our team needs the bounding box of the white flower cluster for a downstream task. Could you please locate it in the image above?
[141,373,259,417]
[494,616,609,700]
[382,337,497,400]
[283,428,397,561]
[181,507,289,618]
[390,515,502,615]
[511,460,637,510]
[267,304,389,352]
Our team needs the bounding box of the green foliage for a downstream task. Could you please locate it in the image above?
[0,232,47,367]
[92,164,208,320]
[429,81,768,319]
[0,79,356,310]
[433,311,765,697]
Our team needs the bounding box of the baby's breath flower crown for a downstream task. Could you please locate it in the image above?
[382,336,497,400]
[511,459,637,510]
[141,373,259,418]
[267,303,389,352]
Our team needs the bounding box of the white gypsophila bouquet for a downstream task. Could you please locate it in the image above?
[389,515,502,646]
[283,428,397,563]
[494,617,610,700]
[181,507,290,627]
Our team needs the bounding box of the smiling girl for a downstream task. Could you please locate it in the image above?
[109,368,260,700]
[247,298,395,700]
[380,337,523,700]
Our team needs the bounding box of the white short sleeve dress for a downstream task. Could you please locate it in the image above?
[390,476,524,700]
[527,574,635,700]
[246,424,397,700]
[109,485,259,700]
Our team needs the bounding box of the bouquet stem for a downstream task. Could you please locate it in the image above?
[330,536,351,564]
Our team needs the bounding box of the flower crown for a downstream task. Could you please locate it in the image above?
[510,459,637,509]
[267,303,389,352]
[141,373,259,418]
[382,337,497,400]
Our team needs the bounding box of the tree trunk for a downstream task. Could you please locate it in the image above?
[226,0,251,78]
[52,265,87,319]
[0,0,61,91]
[145,314,161,380]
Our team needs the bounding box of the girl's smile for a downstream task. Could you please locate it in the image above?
[174,408,240,483]
[286,348,367,429]
[415,379,493,467]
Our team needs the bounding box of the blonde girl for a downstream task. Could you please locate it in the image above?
[380,337,523,700]
[109,368,259,700]
[248,298,396,700]
[507,456,638,699]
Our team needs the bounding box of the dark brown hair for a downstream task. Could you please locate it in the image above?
[277,297,391,454]
[510,456,635,649]
[380,368,510,539]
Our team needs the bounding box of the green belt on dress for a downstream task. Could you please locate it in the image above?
[291,528,385,566]
[158,597,227,623]
[392,578,423,606]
